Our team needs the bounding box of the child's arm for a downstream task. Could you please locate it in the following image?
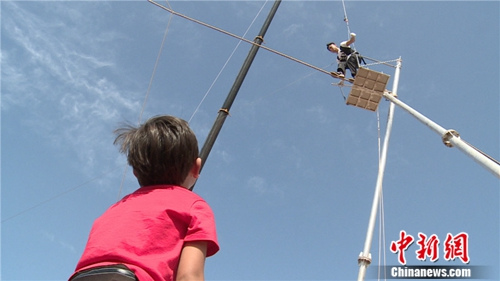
[176,241,208,281]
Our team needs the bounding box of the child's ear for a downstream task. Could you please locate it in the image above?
[192,157,202,178]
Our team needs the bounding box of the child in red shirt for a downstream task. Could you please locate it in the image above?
[70,115,219,281]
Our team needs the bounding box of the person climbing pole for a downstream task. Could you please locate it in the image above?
[326,32,364,79]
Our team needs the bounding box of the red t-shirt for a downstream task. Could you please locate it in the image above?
[72,185,219,281]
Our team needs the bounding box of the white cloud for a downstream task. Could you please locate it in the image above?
[247,175,266,194]
[246,175,285,199]
[306,105,330,124]
[41,230,77,254]
[283,23,304,38]
[2,2,142,175]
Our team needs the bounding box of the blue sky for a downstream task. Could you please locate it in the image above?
[1,1,499,280]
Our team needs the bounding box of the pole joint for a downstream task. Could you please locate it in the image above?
[358,252,372,266]
[442,129,460,148]
[384,89,396,98]
[254,35,264,43]
[218,108,230,116]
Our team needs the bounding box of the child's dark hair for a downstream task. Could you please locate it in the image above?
[114,115,199,186]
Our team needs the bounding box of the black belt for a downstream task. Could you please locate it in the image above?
[71,265,138,281]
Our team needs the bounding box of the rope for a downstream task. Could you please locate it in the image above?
[378,189,387,281]
[1,6,178,215]
[376,109,387,281]
[250,64,332,107]
[363,56,399,68]
[463,139,500,166]
[222,63,334,120]
[189,1,269,123]
[2,10,177,218]
[148,0,400,92]
[377,109,382,161]
[138,12,174,124]
[116,10,175,200]
[341,2,388,280]
[3,1,398,223]
[341,0,355,51]
[341,0,351,36]
[341,0,400,72]
[1,167,121,223]
[148,0,333,77]
[337,84,349,100]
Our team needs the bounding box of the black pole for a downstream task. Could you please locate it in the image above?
[193,0,281,189]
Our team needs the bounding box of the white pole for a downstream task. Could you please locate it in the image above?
[383,92,500,179]
[357,58,402,281]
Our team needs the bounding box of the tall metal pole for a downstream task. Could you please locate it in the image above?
[383,92,500,179]
[357,58,402,281]
[194,0,281,188]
